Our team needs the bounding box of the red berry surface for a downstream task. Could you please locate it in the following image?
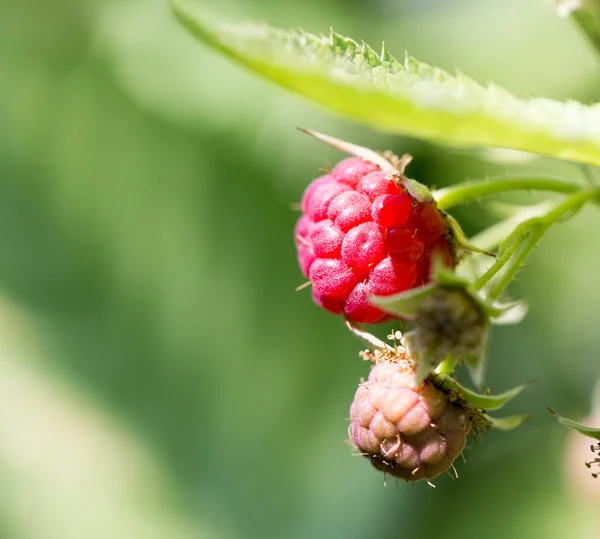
[349,359,470,482]
[295,157,455,323]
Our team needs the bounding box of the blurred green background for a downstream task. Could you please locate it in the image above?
[1,0,600,537]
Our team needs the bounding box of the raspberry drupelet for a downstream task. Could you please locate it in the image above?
[295,157,455,323]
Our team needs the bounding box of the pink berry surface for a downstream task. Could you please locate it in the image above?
[295,157,455,323]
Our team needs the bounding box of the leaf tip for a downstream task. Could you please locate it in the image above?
[547,407,559,417]
[488,413,533,431]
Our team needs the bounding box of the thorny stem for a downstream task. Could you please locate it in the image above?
[462,202,554,255]
[476,188,600,302]
[433,176,584,210]
[472,221,529,291]
[485,229,544,303]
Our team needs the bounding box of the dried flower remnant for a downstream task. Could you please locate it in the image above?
[586,443,600,478]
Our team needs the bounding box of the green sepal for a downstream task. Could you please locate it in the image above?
[445,213,495,257]
[486,414,532,431]
[434,261,473,288]
[489,300,528,325]
[370,260,478,319]
[402,178,434,203]
[372,260,493,386]
[404,331,441,384]
[462,328,489,389]
[547,408,600,441]
[373,261,495,346]
[434,262,523,323]
[435,373,534,411]
[370,282,438,319]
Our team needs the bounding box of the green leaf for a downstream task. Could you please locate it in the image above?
[486,414,532,431]
[462,333,489,390]
[171,0,600,166]
[436,374,533,410]
[548,408,600,440]
[489,300,529,325]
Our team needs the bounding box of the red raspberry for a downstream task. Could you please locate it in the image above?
[294,157,455,323]
[349,358,470,482]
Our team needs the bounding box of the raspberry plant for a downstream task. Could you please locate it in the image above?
[172,0,600,482]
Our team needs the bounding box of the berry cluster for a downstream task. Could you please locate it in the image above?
[292,146,492,484]
[295,157,455,323]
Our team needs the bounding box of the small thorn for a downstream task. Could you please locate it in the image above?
[457,239,496,258]
[295,281,312,292]
[296,234,311,247]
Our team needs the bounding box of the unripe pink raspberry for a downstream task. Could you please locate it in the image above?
[295,158,455,323]
[349,357,471,482]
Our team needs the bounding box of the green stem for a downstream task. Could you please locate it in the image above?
[486,230,542,303]
[464,202,553,255]
[482,189,600,302]
[433,177,581,210]
[435,356,457,375]
[473,232,522,290]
